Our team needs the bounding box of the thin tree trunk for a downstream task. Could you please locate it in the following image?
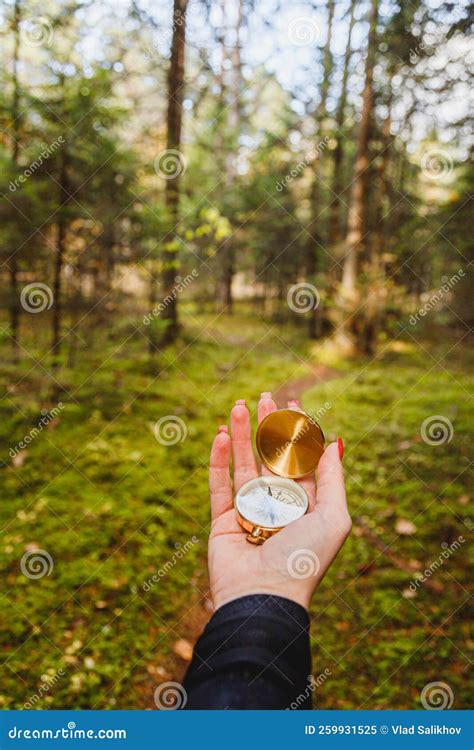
[51,145,69,366]
[307,0,334,339]
[9,0,21,358]
[220,0,243,314]
[160,0,187,347]
[328,0,356,252]
[340,0,378,308]
[371,85,393,267]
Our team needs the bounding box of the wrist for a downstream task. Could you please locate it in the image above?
[212,584,312,612]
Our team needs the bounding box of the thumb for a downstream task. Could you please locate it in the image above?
[315,441,347,516]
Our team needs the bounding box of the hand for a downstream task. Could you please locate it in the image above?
[208,393,351,611]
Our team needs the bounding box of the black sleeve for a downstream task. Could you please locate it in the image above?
[182,594,312,709]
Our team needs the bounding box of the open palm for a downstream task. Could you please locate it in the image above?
[208,393,351,611]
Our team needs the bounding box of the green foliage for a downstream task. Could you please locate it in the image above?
[0,315,471,708]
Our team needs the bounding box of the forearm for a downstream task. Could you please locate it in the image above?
[182,594,312,710]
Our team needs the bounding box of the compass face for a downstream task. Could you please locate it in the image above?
[235,476,309,530]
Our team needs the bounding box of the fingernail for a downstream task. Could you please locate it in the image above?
[288,399,299,407]
[218,425,228,434]
[338,437,344,461]
[260,392,272,399]
[235,399,246,406]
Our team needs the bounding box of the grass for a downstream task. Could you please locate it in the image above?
[0,308,471,709]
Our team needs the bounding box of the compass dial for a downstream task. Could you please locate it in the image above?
[235,476,309,530]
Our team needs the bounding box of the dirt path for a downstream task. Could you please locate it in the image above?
[169,363,342,682]
[273,364,340,406]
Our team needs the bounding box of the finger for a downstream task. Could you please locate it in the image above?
[258,391,277,423]
[230,400,258,492]
[209,426,233,520]
[287,442,349,553]
[287,399,317,508]
[315,441,347,513]
[258,392,277,476]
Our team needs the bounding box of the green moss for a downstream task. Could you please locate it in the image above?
[0,315,471,708]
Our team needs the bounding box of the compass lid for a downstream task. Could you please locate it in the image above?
[256,408,325,479]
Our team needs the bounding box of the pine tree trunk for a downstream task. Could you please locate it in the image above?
[9,0,21,359]
[219,0,243,314]
[51,147,69,366]
[339,0,378,350]
[328,0,356,252]
[307,0,334,339]
[161,0,187,347]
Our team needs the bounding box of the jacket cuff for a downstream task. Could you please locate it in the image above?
[182,594,311,706]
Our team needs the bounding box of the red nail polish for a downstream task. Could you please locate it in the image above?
[337,437,344,460]
[218,425,228,434]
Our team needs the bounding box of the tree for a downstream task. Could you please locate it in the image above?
[339,0,379,351]
[306,0,335,339]
[328,0,356,254]
[160,0,188,346]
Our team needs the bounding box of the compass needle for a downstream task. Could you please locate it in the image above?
[235,476,309,544]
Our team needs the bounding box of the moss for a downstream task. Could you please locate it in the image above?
[0,316,471,708]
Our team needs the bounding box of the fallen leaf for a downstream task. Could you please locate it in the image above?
[458,495,469,505]
[12,450,28,468]
[397,440,412,450]
[172,639,193,661]
[395,519,417,535]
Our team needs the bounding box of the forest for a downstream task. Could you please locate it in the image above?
[0,0,472,710]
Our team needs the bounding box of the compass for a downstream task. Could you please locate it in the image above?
[235,476,309,545]
[256,408,325,479]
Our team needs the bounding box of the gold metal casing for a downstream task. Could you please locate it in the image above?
[256,408,325,479]
[234,511,278,545]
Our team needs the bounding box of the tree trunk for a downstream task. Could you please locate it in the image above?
[51,146,69,366]
[160,0,187,347]
[219,0,243,314]
[9,0,21,358]
[307,0,334,339]
[328,0,356,252]
[339,0,378,350]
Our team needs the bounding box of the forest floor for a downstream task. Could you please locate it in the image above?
[0,308,472,709]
